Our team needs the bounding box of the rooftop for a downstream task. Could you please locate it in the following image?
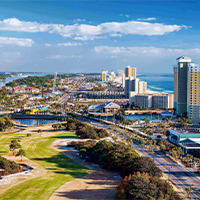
[102,101,120,108]
[180,139,200,149]
[176,55,191,63]
[172,128,200,134]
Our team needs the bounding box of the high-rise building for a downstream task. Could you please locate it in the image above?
[122,73,125,88]
[138,81,147,94]
[125,78,130,96]
[125,66,136,78]
[118,70,124,77]
[102,70,108,82]
[110,71,116,81]
[174,56,200,123]
[125,77,143,96]
[130,77,139,94]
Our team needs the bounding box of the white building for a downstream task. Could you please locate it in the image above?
[129,93,174,109]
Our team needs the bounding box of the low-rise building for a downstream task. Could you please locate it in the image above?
[102,102,120,113]
[130,93,174,109]
[169,128,200,154]
[133,94,152,108]
[152,94,174,109]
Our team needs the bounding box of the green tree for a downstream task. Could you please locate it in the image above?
[38,129,42,137]
[16,149,26,161]
[9,140,21,155]
[27,133,31,137]
[144,118,150,125]
[185,187,193,198]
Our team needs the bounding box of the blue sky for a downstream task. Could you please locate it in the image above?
[0,1,200,73]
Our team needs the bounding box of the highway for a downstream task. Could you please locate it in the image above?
[83,118,200,199]
[57,82,84,104]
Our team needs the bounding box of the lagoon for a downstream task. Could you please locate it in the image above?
[15,119,60,126]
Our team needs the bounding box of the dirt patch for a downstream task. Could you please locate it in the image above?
[50,141,122,200]
[50,169,121,200]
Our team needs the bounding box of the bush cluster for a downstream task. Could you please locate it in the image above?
[0,156,24,176]
[66,119,109,139]
[69,140,162,177]
[116,173,175,200]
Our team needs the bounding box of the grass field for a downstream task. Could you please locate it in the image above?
[0,132,88,200]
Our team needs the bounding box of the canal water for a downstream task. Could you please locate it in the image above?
[15,119,60,126]
[125,114,162,121]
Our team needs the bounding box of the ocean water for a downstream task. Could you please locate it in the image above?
[138,73,173,94]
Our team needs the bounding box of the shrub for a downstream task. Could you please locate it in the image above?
[0,156,24,175]
[66,118,109,139]
[116,174,175,200]
[124,157,162,178]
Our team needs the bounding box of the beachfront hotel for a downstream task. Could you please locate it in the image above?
[125,66,173,109]
[174,56,200,123]
[101,70,108,82]
[130,93,173,109]
[125,67,147,97]
[125,66,136,79]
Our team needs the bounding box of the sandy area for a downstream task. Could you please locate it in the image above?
[50,140,122,200]
[50,169,121,200]
[0,155,45,195]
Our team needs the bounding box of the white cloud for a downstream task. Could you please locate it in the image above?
[109,33,122,37]
[94,46,200,56]
[47,55,66,59]
[0,37,34,47]
[47,54,82,59]
[110,56,118,58]
[137,17,157,21]
[68,55,82,58]
[120,14,129,18]
[73,19,86,22]
[73,35,107,40]
[45,43,51,46]
[0,18,188,40]
[57,42,82,46]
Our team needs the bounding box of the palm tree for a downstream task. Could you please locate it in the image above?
[186,154,193,167]
[16,149,26,161]
[185,187,193,198]
[169,148,177,158]
[111,118,116,125]
[177,147,184,159]
[10,141,21,155]
[126,138,132,147]
[38,129,42,137]
[144,118,150,125]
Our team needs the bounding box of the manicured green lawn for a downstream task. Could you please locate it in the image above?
[0,132,88,200]
[0,133,27,155]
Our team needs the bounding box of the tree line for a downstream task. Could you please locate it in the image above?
[68,140,175,199]
[53,118,110,139]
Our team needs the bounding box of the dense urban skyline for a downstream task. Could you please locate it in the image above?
[0,1,200,73]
